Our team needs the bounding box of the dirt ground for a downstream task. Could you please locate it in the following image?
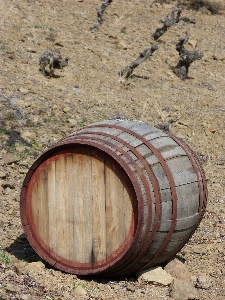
[0,0,225,299]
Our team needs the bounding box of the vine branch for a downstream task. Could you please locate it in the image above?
[90,0,113,30]
[152,7,196,40]
[119,45,159,79]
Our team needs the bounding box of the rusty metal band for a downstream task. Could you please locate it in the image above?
[84,123,178,269]
[74,130,162,274]
[169,134,207,221]
[22,139,147,274]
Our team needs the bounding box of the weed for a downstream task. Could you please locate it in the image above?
[65,114,73,120]
[78,121,85,127]
[45,296,53,300]
[72,282,88,291]
[0,251,11,264]
[5,112,16,121]
[120,27,127,34]
[22,143,41,159]
[34,24,43,29]
[0,129,7,136]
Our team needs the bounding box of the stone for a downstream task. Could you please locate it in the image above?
[177,120,189,127]
[24,261,45,274]
[19,295,32,300]
[196,275,213,289]
[188,39,198,49]
[126,284,135,292]
[1,181,15,189]
[2,153,19,165]
[15,261,29,275]
[213,51,225,61]
[5,283,20,293]
[0,171,6,179]
[63,106,72,113]
[16,261,45,275]
[4,270,17,277]
[169,279,198,300]
[115,39,128,50]
[21,131,36,140]
[209,126,216,133]
[164,257,192,282]
[67,118,77,127]
[19,87,29,94]
[73,285,87,295]
[137,266,173,286]
[18,168,27,174]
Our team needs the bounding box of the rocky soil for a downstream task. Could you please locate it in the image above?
[0,0,225,299]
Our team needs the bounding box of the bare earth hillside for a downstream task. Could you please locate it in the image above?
[0,0,225,299]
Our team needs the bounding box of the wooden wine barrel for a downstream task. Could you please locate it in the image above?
[20,119,207,276]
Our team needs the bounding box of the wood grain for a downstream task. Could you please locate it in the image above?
[30,147,133,265]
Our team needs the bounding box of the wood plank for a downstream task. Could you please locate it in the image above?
[124,180,133,243]
[47,159,57,253]
[54,155,68,258]
[72,150,92,263]
[91,150,107,263]
[65,154,75,261]
[37,167,49,245]
[31,175,40,235]
[105,158,126,257]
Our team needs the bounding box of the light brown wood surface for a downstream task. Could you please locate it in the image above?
[30,147,133,264]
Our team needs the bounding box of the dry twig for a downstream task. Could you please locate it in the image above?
[152,7,196,40]
[90,0,113,30]
[174,32,203,79]
[119,45,158,79]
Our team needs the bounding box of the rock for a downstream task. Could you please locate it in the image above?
[15,261,28,275]
[196,275,213,289]
[137,266,173,286]
[177,120,189,127]
[63,106,72,113]
[6,51,15,59]
[5,283,20,293]
[73,285,87,295]
[15,261,45,275]
[0,171,6,179]
[4,270,17,277]
[170,279,198,300]
[21,131,36,140]
[19,295,32,300]
[18,168,27,174]
[188,39,198,49]
[2,153,19,165]
[1,181,15,189]
[213,51,225,61]
[24,261,45,274]
[126,284,135,292]
[164,257,192,282]
[19,87,29,94]
[209,126,216,133]
[67,118,77,127]
[115,39,128,50]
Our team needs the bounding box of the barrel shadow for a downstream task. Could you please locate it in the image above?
[6,233,42,263]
